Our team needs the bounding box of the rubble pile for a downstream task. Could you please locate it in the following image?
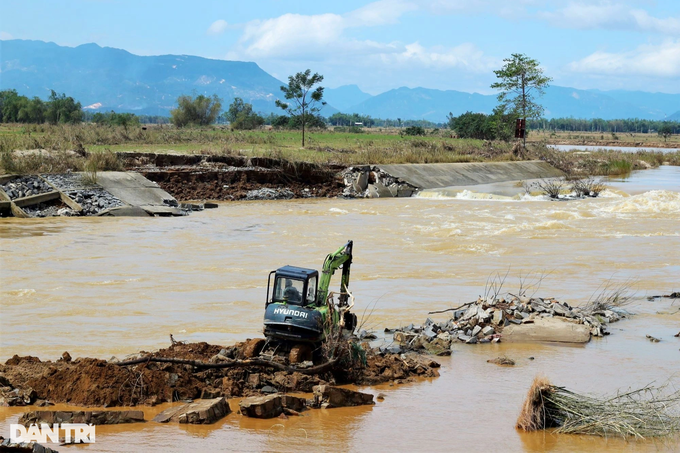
[388,296,624,354]
[66,189,124,215]
[341,166,418,198]
[1,176,53,200]
[245,188,295,201]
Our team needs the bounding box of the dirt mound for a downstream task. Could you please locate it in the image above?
[0,342,440,408]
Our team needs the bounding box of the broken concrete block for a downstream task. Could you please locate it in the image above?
[239,394,283,419]
[482,326,495,336]
[280,395,306,412]
[153,398,230,424]
[312,385,374,408]
[19,410,144,427]
[471,325,482,337]
[502,318,591,343]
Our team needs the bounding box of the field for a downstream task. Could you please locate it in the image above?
[1,123,679,176]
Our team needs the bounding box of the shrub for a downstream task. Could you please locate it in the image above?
[401,126,425,136]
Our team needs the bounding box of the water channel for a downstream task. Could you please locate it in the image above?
[1,167,679,452]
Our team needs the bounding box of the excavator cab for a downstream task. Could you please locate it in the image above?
[267,266,319,307]
[264,266,326,343]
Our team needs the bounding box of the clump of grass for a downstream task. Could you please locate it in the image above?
[82,150,123,184]
[605,159,633,175]
[517,376,680,439]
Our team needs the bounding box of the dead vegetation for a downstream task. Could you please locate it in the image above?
[570,176,606,197]
[517,376,680,439]
[582,279,636,315]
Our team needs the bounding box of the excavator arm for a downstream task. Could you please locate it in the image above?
[316,240,353,307]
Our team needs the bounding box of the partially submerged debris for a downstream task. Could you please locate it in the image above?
[517,376,680,439]
[391,294,622,353]
[312,385,374,408]
[238,394,306,419]
[646,335,661,343]
[487,357,515,366]
[20,410,144,426]
[153,397,230,424]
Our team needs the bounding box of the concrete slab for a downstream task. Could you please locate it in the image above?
[376,161,564,190]
[96,172,176,207]
[502,318,591,343]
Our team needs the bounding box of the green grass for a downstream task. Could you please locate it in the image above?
[1,123,679,175]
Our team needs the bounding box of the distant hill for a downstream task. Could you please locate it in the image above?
[344,86,664,122]
[667,110,680,121]
[589,89,680,119]
[346,86,496,122]
[0,39,337,116]
[1,39,676,122]
[324,85,373,112]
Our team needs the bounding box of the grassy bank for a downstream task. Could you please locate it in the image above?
[1,123,679,176]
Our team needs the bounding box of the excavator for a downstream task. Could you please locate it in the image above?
[261,240,357,363]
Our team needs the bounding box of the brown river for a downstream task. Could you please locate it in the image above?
[1,167,679,452]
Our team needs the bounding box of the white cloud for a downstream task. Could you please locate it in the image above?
[387,42,498,72]
[238,13,345,58]
[207,19,229,36]
[228,1,495,73]
[540,2,680,36]
[346,0,416,27]
[0,31,13,40]
[568,40,680,78]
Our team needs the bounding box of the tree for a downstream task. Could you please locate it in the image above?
[225,97,265,130]
[170,94,222,128]
[45,90,83,124]
[111,112,139,133]
[491,54,552,148]
[275,70,325,147]
[658,123,673,142]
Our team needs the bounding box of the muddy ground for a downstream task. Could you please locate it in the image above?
[0,341,439,408]
[120,153,346,202]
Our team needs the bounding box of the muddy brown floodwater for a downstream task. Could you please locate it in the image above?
[1,169,679,452]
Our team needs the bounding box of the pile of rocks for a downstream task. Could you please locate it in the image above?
[23,202,76,218]
[245,188,295,200]
[67,189,124,215]
[388,296,623,353]
[1,176,53,200]
[42,173,84,192]
[341,166,418,198]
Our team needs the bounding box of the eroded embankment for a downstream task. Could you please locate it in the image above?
[121,153,346,201]
[0,341,439,408]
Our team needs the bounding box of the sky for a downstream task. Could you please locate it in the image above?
[2,0,679,94]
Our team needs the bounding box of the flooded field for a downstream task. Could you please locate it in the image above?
[1,170,679,452]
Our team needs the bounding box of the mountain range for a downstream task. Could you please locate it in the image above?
[1,39,678,122]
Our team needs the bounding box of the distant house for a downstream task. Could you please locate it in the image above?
[354,122,363,126]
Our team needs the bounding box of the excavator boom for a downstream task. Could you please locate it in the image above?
[316,240,353,307]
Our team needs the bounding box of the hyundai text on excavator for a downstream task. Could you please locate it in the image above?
[261,240,358,363]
